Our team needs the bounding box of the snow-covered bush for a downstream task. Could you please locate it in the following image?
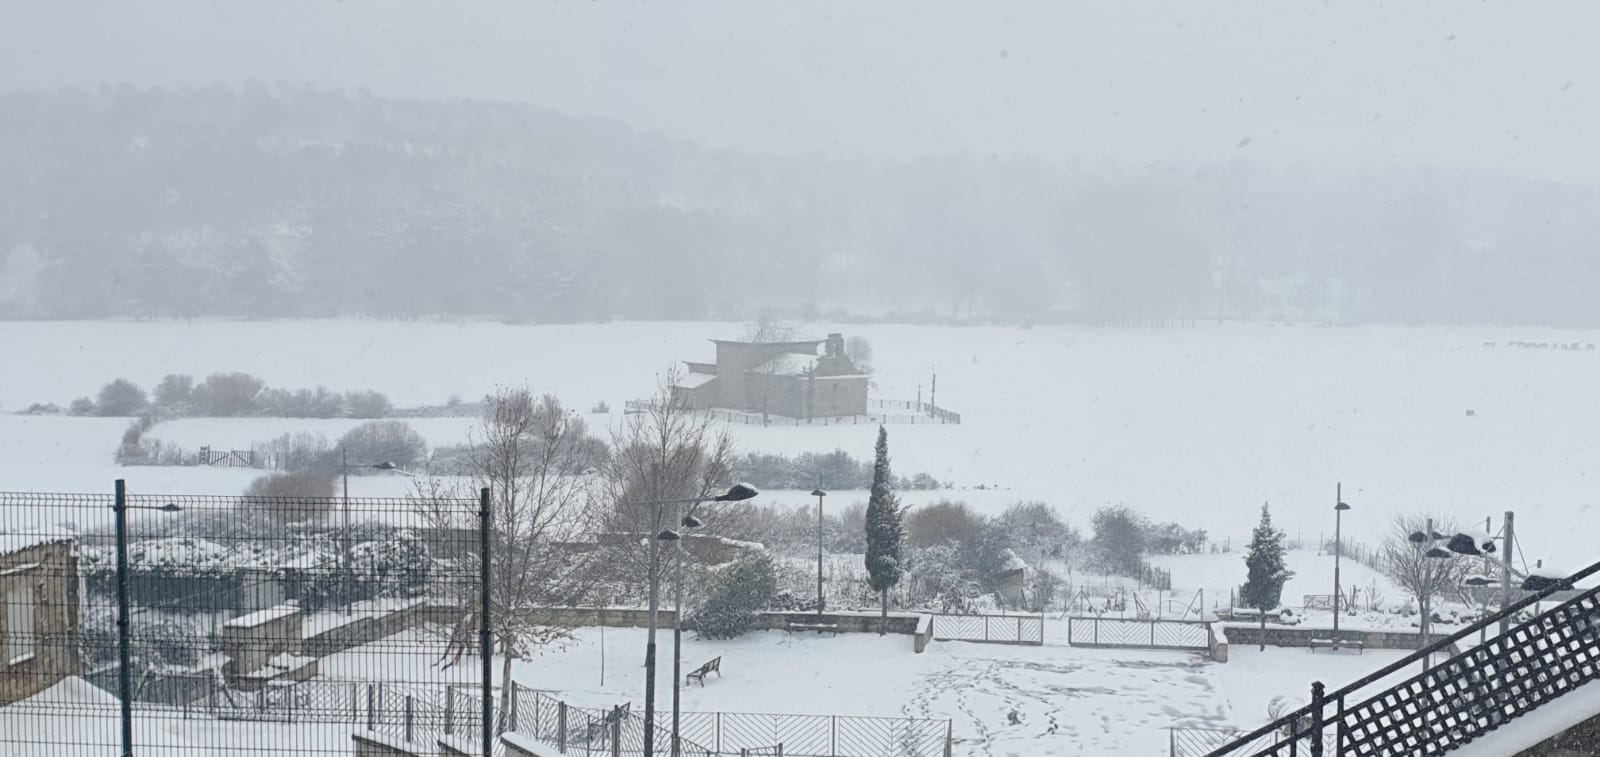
[694,553,778,639]
[336,420,427,471]
[242,471,337,523]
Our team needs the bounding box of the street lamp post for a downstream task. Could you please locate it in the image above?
[811,489,827,615]
[1333,485,1351,633]
[339,452,407,613]
[629,483,759,757]
[112,480,182,757]
[671,510,703,757]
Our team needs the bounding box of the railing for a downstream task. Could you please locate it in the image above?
[1068,617,1212,651]
[928,614,1044,645]
[196,447,256,467]
[513,688,951,757]
[1195,557,1600,757]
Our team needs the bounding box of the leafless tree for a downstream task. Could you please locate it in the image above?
[412,388,605,733]
[1380,515,1484,610]
[597,369,737,585]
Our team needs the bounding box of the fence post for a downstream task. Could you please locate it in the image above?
[945,720,953,757]
[445,685,455,735]
[113,479,135,757]
[352,683,358,721]
[479,486,493,757]
[405,695,414,744]
[366,684,375,730]
[612,706,622,757]
[508,683,519,732]
[1152,621,1157,647]
[831,714,838,755]
[558,702,568,752]
[1309,681,1326,757]
[1334,693,1346,755]
[1017,616,1022,643]
[1094,617,1099,645]
[717,712,722,754]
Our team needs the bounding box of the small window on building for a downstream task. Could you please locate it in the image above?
[6,584,36,666]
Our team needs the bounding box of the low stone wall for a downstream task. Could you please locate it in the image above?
[1210,625,1230,662]
[222,604,303,676]
[757,611,922,635]
[351,733,427,757]
[500,607,924,638]
[1219,624,1461,654]
[303,602,433,657]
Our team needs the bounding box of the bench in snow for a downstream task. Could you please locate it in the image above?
[1309,637,1364,654]
[785,621,839,636]
[686,656,721,687]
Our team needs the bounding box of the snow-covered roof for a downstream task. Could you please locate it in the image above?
[995,548,1029,574]
[675,372,718,389]
[0,528,74,556]
[752,354,821,377]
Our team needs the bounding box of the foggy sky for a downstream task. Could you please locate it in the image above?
[4,0,1598,180]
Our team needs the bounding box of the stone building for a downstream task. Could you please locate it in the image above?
[0,532,79,706]
[673,332,870,419]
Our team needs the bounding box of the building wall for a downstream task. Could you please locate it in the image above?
[0,540,79,706]
[811,376,869,417]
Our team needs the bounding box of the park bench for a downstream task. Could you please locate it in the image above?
[686,656,722,687]
[785,620,839,636]
[1308,637,1365,654]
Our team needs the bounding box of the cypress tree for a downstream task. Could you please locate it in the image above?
[864,425,904,633]
[1241,502,1293,648]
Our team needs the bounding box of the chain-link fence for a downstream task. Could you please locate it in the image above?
[0,485,491,757]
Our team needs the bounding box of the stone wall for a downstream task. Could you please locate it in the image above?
[0,539,79,707]
[1218,624,1461,654]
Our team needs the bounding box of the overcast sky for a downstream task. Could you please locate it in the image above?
[4,0,1597,180]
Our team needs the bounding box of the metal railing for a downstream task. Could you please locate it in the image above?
[1191,557,1600,756]
[928,614,1043,645]
[514,689,951,757]
[1067,617,1212,651]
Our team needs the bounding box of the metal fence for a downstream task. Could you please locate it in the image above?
[1192,556,1600,757]
[1066,617,1213,651]
[514,689,951,757]
[928,614,1043,645]
[0,486,493,757]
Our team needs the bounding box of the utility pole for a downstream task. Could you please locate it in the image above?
[1500,511,1515,635]
[812,489,827,614]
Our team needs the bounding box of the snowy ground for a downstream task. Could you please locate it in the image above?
[0,677,353,757]
[5,319,1598,565]
[315,624,1413,756]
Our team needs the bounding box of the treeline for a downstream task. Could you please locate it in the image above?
[4,84,1600,326]
[27,372,394,419]
[729,449,942,491]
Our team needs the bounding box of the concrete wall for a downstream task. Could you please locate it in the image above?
[222,604,304,676]
[1218,624,1461,654]
[303,602,432,657]
[0,540,79,707]
[1513,707,1600,755]
[351,733,427,757]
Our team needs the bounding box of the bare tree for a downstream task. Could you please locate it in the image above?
[598,369,736,583]
[413,389,604,732]
[743,316,799,422]
[1380,515,1482,611]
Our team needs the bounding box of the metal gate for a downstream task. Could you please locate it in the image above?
[928,614,1044,645]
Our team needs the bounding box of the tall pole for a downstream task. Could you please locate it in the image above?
[1500,511,1515,635]
[342,447,352,614]
[478,487,493,757]
[671,505,684,757]
[1333,483,1343,633]
[1421,517,1433,672]
[114,479,133,757]
[815,490,827,615]
[644,502,662,757]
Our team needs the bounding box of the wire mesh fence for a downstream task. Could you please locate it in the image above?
[0,486,491,757]
[1066,617,1213,650]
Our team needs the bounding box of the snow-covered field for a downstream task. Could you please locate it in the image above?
[5,319,1599,565]
[315,625,1412,757]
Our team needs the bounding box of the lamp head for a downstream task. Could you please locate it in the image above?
[681,515,703,529]
[715,483,759,502]
[1334,502,1351,511]
[811,489,827,498]
[656,529,681,542]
